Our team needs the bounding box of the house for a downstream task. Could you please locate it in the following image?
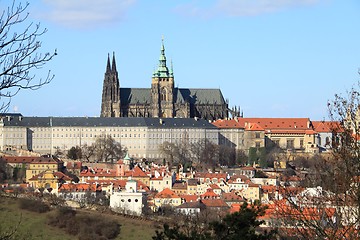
[236,118,318,153]
[172,181,188,195]
[123,165,150,186]
[84,179,150,196]
[221,192,244,207]
[211,119,265,154]
[312,121,341,151]
[228,174,249,191]
[149,173,173,192]
[186,178,198,195]
[195,172,228,185]
[80,168,118,181]
[251,175,278,186]
[58,182,101,201]
[201,199,229,211]
[209,184,222,195]
[26,156,64,182]
[28,169,72,191]
[153,188,182,210]
[64,161,82,175]
[201,188,220,199]
[110,179,147,216]
[242,182,261,202]
[176,201,206,215]
[239,166,256,178]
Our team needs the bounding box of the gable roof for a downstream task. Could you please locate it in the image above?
[222,192,244,201]
[212,119,244,129]
[201,199,228,208]
[312,121,342,133]
[125,165,149,178]
[120,87,226,106]
[177,201,206,209]
[155,188,180,199]
[58,183,100,192]
[29,170,72,181]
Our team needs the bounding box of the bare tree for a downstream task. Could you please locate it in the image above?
[158,141,177,167]
[80,143,95,162]
[274,81,360,239]
[0,0,56,111]
[190,139,218,170]
[93,134,126,163]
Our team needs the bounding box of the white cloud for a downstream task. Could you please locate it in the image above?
[175,0,323,18]
[215,0,321,16]
[39,0,136,29]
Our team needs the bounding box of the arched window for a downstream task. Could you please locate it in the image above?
[160,87,167,101]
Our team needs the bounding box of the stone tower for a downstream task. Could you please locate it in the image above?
[101,53,121,117]
[151,39,175,118]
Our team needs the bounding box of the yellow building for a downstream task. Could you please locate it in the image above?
[153,188,182,210]
[242,182,261,202]
[28,169,72,190]
[25,156,63,182]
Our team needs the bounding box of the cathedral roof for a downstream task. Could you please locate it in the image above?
[120,87,226,105]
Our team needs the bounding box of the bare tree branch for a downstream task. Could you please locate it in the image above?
[0,0,56,112]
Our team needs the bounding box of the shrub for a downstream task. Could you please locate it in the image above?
[47,209,121,239]
[19,198,50,213]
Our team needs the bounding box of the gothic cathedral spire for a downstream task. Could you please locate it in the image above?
[151,37,175,118]
[100,52,121,117]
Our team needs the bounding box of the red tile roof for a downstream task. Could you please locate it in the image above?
[312,121,342,133]
[58,183,100,192]
[86,179,150,192]
[125,166,148,178]
[221,192,243,201]
[211,119,244,129]
[201,188,219,199]
[180,194,199,202]
[155,188,180,199]
[29,171,72,181]
[245,122,265,131]
[201,199,228,208]
[80,168,117,177]
[3,156,62,164]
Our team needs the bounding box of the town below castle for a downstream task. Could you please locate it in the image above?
[0,40,355,239]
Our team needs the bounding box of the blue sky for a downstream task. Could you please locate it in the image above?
[3,0,360,120]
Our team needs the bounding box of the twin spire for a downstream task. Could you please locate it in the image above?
[106,52,117,73]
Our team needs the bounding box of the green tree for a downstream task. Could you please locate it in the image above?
[67,146,82,160]
[0,158,9,183]
[0,0,56,111]
[153,201,276,240]
[248,147,257,165]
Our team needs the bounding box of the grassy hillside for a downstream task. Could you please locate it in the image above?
[0,197,156,240]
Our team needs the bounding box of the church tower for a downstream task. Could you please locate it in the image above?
[151,38,175,118]
[101,53,121,117]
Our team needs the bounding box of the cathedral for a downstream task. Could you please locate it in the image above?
[100,39,234,120]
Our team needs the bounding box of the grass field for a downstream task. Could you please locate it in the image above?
[0,197,157,240]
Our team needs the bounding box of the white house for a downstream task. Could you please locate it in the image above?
[109,179,147,216]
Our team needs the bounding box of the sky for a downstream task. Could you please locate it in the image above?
[2,0,360,120]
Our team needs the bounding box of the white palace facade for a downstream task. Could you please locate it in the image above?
[0,114,219,159]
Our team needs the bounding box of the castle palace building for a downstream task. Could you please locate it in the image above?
[101,39,230,120]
